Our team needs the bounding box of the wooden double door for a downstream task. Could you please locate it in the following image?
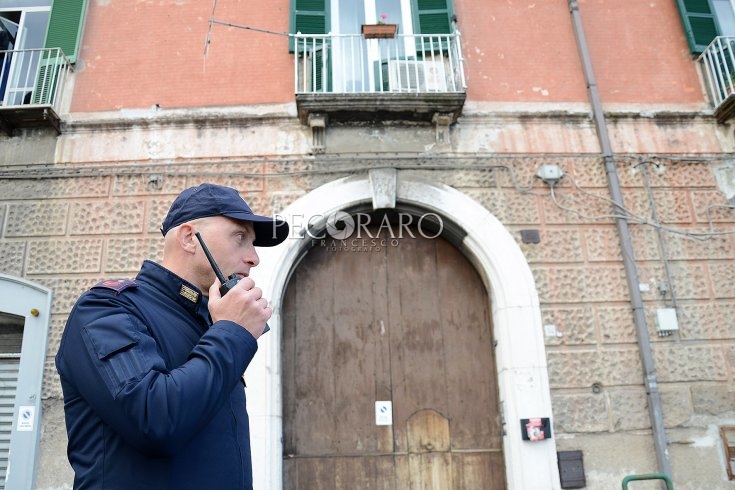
[282,221,505,489]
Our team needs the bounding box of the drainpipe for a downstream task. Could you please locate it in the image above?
[568,0,672,478]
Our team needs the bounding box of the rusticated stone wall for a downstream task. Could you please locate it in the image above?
[2,153,734,489]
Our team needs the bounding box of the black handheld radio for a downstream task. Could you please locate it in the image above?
[195,232,270,334]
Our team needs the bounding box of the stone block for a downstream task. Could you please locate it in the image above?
[265,159,314,178]
[70,201,145,235]
[533,267,587,304]
[653,345,727,382]
[691,189,735,224]
[0,241,25,276]
[106,238,163,272]
[27,239,103,274]
[541,184,617,225]
[691,383,735,416]
[710,261,735,299]
[567,157,608,188]
[547,349,642,389]
[33,277,103,315]
[676,302,735,340]
[725,346,735,375]
[608,388,649,431]
[270,191,307,217]
[628,225,663,260]
[5,203,68,237]
[584,227,624,262]
[517,228,583,264]
[493,158,544,189]
[112,174,187,196]
[652,189,694,223]
[609,159,644,188]
[462,189,541,224]
[442,169,498,188]
[541,306,596,346]
[665,232,734,261]
[550,393,609,432]
[624,189,693,224]
[240,194,269,218]
[148,199,173,233]
[0,177,110,200]
[637,262,710,300]
[264,169,312,193]
[660,387,694,427]
[597,305,636,344]
[183,171,264,193]
[656,162,716,188]
[533,265,629,303]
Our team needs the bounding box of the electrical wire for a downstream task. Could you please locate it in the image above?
[209,20,292,38]
[547,172,735,240]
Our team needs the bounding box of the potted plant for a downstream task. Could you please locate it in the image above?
[362,13,397,39]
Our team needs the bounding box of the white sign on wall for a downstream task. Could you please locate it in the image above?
[17,406,35,431]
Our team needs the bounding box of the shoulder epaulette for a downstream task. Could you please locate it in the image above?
[91,279,139,295]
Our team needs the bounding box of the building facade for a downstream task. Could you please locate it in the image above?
[1,0,735,488]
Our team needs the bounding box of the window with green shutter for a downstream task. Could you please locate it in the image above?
[676,0,719,54]
[44,0,88,63]
[412,0,453,55]
[290,0,328,52]
[413,0,453,34]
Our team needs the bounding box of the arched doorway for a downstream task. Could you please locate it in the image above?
[249,171,560,489]
[280,216,505,488]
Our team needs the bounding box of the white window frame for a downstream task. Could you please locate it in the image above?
[0,275,51,490]
[713,0,735,35]
[0,5,51,105]
[329,0,416,92]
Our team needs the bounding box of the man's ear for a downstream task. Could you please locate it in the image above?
[177,223,198,254]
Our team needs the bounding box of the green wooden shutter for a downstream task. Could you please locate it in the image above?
[44,0,88,63]
[675,0,719,54]
[290,0,328,52]
[414,0,453,34]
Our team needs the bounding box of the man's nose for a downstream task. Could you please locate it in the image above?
[245,245,260,267]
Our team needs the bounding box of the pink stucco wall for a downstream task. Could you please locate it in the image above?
[70,0,704,112]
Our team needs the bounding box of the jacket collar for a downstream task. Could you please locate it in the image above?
[136,260,211,323]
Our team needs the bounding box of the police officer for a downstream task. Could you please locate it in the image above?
[56,183,289,489]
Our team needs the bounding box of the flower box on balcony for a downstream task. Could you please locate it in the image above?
[361,23,397,39]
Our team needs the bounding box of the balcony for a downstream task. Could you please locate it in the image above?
[699,36,735,123]
[293,29,467,127]
[0,48,72,135]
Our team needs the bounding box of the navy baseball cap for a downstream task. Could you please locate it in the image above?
[160,183,289,247]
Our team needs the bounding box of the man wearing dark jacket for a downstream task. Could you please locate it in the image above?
[56,183,289,489]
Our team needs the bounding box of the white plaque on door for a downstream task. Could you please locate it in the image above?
[375,401,392,426]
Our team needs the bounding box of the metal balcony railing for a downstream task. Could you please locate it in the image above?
[0,47,72,110]
[699,36,735,117]
[294,30,466,95]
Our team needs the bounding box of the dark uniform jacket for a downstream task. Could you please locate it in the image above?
[56,260,258,489]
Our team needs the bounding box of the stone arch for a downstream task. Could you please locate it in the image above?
[248,171,561,489]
